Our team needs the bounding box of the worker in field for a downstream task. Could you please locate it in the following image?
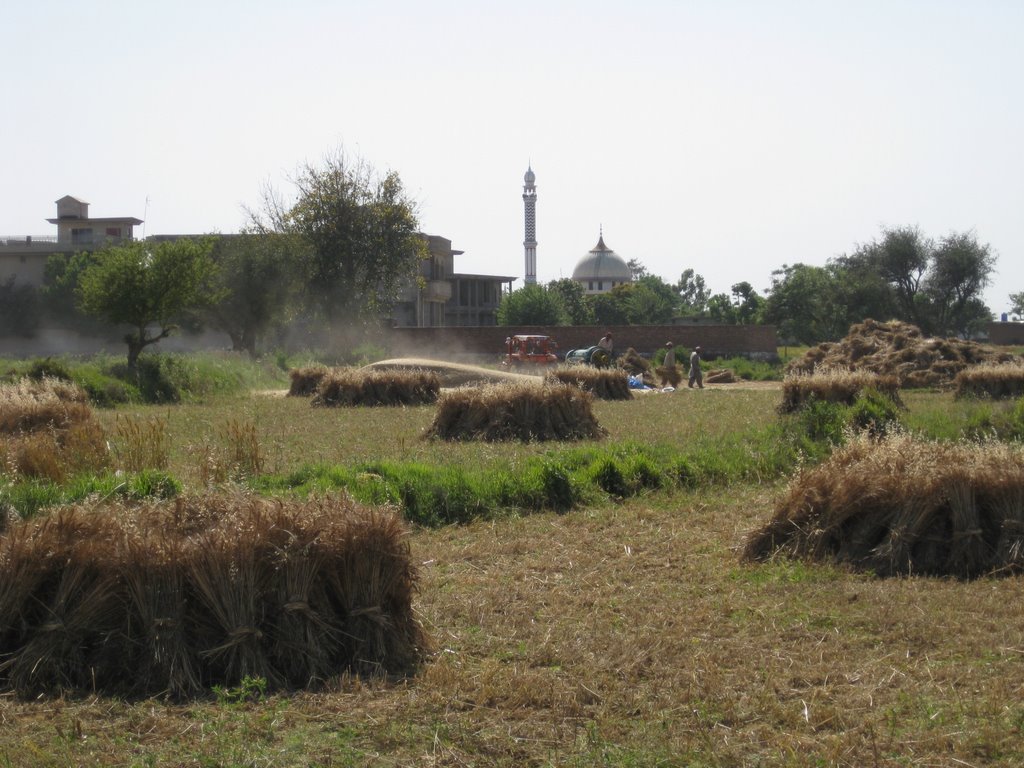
[594,332,614,367]
[688,345,704,389]
[659,341,678,387]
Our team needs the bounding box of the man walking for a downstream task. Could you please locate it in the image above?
[688,345,704,389]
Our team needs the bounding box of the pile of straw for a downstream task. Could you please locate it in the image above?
[779,367,903,413]
[426,381,607,441]
[954,362,1024,400]
[618,347,655,386]
[546,367,633,400]
[0,378,108,484]
[288,365,330,397]
[743,433,1024,577]
[0,493,427,698]
[312,368,440,407]
[787,319,1019,388]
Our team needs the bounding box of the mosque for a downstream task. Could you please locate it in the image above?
[522,165,632,295]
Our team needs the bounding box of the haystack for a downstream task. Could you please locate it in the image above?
[312,368,440,407]
[954,362,1024,400]
[743,433,1024,578]
[787,319,1020,388]
[0,493,427,698]
[288,365,330,397]
[618,347,654,386]
[546,367,633,400]
[426,381,607,441]
[0,378,108,485]
[779,368,903,413]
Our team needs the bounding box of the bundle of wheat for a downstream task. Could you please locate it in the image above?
[779,367,903,413]
[546,367,633,400]
[786,319,1020,388]
[0,493,428,698]
[288,365,330,397]
[312,368,441,407]
[704,369,736,384]
[743,433,1024,577]
[0,378,108,484]
[426,381,607,441]
[653,365,683,387]
[954,362,1024,400]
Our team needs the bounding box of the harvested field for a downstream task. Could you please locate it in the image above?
[787,318,1020,388]
[954,361,1024,399]
[744,433,1024,577]
[546,366,633,400]
[426,380,606,441]
[312,367,441,407]
[0,494,426,698]
[779,367,903,413]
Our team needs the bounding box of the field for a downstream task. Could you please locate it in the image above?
[2,359,1024,766]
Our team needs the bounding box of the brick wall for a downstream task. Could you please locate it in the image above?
[384,324,778,361]
[988,322,1024,346]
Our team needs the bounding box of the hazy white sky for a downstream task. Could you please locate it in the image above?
[4,0,1022,315]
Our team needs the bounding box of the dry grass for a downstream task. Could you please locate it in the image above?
[2,488,1024,764]
[546,366,634,400]
[744,432,1024,577]
[111,413,170,472]
[0,378,108,482]
[0,493,426,698]
[287,365,330,397]
[954,361,1024,399]
[426,380,607,441]
[311,368,441,407]
[788,318,1020,388]
[780,367,903,413]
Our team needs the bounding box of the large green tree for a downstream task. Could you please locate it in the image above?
[674,268,711,316]
[77,237,219,367]
[0,277,40,338]
[252,149,424,324]
[763,263,847,345]
[547,278,594,325]
[496,283,569,326]
[204,233,302,356]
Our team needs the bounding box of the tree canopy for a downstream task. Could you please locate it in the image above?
[76,237,219,367]
[497,283,569,326]
[251,149,425,325]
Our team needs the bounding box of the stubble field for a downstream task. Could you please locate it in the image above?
[2,380,1023,767]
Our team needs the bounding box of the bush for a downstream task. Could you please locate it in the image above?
[26,358,73,382]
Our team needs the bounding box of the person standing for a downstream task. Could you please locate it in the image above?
[688,345,704,389]
[659,341,677,387]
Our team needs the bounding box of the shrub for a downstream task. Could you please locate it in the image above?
[26,358,72,382]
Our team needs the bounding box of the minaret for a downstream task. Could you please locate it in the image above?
[522,165,537,285]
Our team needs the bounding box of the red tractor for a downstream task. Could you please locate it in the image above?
[503,334,559,367]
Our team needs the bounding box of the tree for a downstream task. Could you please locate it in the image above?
[925,231,996,336]
[729,281,765,325]
[0,277,40,338]
[547,278,595,325]
[625,276,678,324]
[763,263,847,345]
[626,257,649,281]
[77,237,219,367]
[1011,292,1024,321]
[853,225,931,329]
[674,269,710,316]
[496,284,569,326]
[204,233,302,356]
[251,149,425,324]
[589,291,629,327]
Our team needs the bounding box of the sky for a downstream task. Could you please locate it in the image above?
[4,0,1022,316]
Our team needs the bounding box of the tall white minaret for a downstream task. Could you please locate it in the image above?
[522,164,537,285]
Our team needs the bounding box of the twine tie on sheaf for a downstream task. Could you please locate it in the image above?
[200,626,264,658]
[284,600,311,614]
[152,618,177,631]
[952,528,984,540]
[40,621,65,633]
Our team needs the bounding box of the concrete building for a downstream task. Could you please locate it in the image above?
[571,230,632,295]
[1,196,142,287]
[391,235,516,327]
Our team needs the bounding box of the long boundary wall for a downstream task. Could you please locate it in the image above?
[385,324,778,362]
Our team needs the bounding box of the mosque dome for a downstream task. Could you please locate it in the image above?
[571,232,632,293]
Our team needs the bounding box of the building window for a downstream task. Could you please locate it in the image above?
[71,228,94,245]
[105,227,121,238]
